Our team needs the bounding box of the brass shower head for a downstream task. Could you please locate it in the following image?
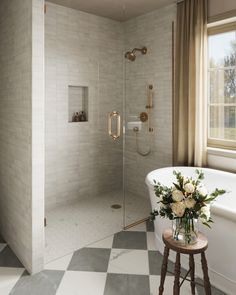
[125,46,147,61]
[125,51,136,61]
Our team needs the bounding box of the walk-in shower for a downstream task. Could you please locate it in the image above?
[125,46,147,61]
[44,0,173,267]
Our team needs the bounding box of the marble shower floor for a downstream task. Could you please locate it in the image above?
[45,190,151,263]
[0,221,226,295]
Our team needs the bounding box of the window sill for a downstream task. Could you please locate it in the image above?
[207,147,236,159]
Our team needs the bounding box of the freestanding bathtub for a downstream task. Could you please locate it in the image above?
[145,167,236,295]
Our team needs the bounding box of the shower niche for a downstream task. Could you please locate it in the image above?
[68,85,88,123]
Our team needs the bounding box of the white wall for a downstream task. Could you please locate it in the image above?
[0,0,44,274]
[209,0,236,18]
[45,2,124,209]
[207,148,236,173]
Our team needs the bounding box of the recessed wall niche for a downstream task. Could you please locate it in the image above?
[68,85,88,123]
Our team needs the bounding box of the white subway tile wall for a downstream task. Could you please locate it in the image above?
[0,0,45,273]
[45,2,124,209]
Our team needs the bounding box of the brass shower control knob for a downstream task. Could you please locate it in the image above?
[139,112,148,122]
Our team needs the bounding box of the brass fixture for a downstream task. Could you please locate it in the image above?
[124,217,149,230]
[132,84,155,157]
[111,204,122,209]
[108,111,121,140]
[139,112,148,122]
[133,124,151,156]
[125,46,147,61]
[146,84,154,109]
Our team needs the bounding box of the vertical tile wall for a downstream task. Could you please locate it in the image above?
[45,2,124,209]
[0,0,45,273]
[32,0,45,273]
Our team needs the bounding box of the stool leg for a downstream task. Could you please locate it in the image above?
[173,252,181,295]
[189,254,195,294]
[201,252,211,295]
[159,246,169,295]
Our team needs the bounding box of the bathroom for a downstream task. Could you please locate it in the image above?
[0,0,235,294]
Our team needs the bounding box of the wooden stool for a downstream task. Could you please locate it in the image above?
[159,228,211,295]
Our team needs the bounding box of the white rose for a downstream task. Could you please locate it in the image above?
[172,189,184,202]
[159,194,164,201]
[183,177,189,184]
[198,185,208,196]
[200,205,210,221]
[171,202,186,217]
[184,182,195,194]
[184,197,196,209]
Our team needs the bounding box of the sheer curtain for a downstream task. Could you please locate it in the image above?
[174,0,208,167]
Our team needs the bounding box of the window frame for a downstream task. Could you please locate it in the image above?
[207,22,236,151]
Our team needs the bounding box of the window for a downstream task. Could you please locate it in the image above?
[208,23,236,150]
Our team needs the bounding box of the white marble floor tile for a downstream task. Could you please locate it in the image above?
[147,232,157,250]
[45,190,150,263]
[0,267,25,295]
[86,235,114,249]
[56,271,107,295]
[45,253,73,271]
[108,249,149,275]
[45,191,124,263]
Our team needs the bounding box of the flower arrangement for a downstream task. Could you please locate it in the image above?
[150,169,226,244]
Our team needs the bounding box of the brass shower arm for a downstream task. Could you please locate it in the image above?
[131,47,147,55]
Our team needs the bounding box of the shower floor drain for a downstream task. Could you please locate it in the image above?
[111,204,122,209]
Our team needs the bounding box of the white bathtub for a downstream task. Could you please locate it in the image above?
[145,167,236,295]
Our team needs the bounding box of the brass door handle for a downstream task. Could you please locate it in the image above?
[108,111,121,140]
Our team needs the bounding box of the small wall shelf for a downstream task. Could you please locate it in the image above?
[68,85,88,123]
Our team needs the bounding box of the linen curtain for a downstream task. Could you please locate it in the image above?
[174,0,208,167]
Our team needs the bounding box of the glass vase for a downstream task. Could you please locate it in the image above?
[172,217,198,245]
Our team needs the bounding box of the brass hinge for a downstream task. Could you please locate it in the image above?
[44,4,47,14]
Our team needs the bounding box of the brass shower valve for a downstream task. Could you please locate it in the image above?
[139,112,148,122]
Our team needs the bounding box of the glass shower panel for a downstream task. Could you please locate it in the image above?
[123,53,154,228]
[94,50,124,236]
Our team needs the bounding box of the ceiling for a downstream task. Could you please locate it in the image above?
[47,0,176,22]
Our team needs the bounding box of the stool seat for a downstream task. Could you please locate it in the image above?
[163,228,208,254]
[159,228,211,295]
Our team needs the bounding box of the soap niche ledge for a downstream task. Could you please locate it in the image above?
[68,85,88,123]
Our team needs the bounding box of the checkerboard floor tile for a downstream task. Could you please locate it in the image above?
[112,231,147,250]
[0,222,227,295]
